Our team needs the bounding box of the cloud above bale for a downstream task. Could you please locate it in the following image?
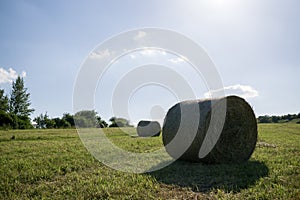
[168,57,185,64]
[139,48,166,56]
[127,48,167,59]
[204,84,259,99]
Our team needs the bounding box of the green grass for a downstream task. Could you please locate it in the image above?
[0,124,299,199]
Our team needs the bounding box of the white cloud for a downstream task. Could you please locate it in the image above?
[160,50,167,56]
[0,67,26,84]
[21,71,27,78]
[138,48,166,57]
[168,57,185,64]
[129,54,136,59]
[126,48,167,59]
[140,49,157,56]
[89,49,112,59]
[204,84,259,99]
[134,31,147,40]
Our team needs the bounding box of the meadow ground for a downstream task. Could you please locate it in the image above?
[0,124,299,199]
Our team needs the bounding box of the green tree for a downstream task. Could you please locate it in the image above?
[33,113,47,128]
[257,115,272,123]
[52,117,71,128]
[74,110,98,128]
[34,112,56,129]
[109,117,132,127]
[109,117,117,127]
[33,114,43,128]
[0,89,9,112]
[73,110,108,128]
[62,113,75,127]
[0,112,13,128]
[271,116,279,123]
[10,77,34,116]
[45,118,56,129]
[43,113,55,128]
[9,77,34,128]
[0,90,13,128]
[96,116,108,128]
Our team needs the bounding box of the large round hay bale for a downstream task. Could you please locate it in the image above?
[137,120,161,137]
[162,95,257,164]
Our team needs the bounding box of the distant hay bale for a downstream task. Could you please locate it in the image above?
[137,120,161,137]
[162,96,257,164]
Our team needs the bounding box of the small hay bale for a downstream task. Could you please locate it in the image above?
[162,95,257,164]
[137,120,161,137]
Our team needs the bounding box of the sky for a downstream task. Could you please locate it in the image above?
[0,0,299,125]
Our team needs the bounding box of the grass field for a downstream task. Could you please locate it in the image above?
[0,124,299,199]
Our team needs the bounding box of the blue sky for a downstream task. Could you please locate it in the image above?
[0,0,299,125]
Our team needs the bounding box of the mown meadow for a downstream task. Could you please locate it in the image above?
[0,124,299,199]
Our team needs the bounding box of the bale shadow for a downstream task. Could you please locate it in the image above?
[149,160,269,192]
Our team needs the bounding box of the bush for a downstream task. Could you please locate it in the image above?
[0,111,14,129]
[16,116,34,129]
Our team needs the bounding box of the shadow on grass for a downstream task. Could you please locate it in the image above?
[149,160,268,192]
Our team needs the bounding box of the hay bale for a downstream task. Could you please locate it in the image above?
[137,120,161,137]
[162,95,257,164]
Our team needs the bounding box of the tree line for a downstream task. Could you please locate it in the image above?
[257,113,300,123]
[33,111,133,129]
[0,76,133,129]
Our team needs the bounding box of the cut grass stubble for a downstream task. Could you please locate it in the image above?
[0,124,299,199]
